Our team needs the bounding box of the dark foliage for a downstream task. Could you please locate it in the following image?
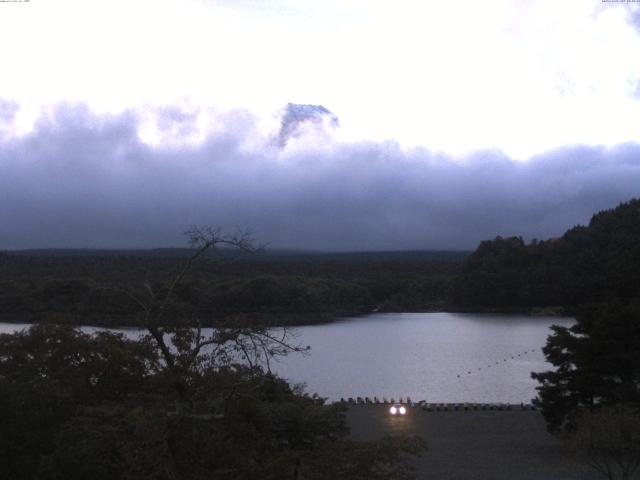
[0,324,159,479]
[570,406,640,480]
[453,198,640,310]
[0,250,464,326]
[0,325,425,480]
[532,301,640,433]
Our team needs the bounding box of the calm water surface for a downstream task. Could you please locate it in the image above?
[0,313,573,403]
[270,313,573,403]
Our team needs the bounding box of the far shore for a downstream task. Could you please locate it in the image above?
[0,306,574,331]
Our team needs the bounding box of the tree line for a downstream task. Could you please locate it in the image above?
[452,198,640,310]
[0,249,463,326]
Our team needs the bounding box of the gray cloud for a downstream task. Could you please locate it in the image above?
[0,99,18,125]
[630,5,640,32]
[1,104,639,251]
[631,79,640,99]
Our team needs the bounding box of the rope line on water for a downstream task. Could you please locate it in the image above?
[455,349,538,378]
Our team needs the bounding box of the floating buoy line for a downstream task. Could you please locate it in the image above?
[455,348,538,378]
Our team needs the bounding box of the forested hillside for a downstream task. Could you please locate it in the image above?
[452,198,640,310]
[0,250,464,326]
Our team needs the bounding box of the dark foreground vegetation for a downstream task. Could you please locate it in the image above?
[530,299,640,479]
[0,324,425,480]
[0,230,426,479]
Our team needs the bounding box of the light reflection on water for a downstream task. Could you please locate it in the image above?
[0,312,573,403]
[269,313,574,403]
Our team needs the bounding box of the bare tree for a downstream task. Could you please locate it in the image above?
[127,227,308,401]
[571,406,640,480]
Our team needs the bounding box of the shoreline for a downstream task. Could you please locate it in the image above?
[0,305,573,330]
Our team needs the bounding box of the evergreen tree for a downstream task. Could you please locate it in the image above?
[532,302,640,433]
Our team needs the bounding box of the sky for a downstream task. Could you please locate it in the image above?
[1,0,639,250]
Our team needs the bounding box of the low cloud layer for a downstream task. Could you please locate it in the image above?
[629,5,640,32]
[1,103,639,251]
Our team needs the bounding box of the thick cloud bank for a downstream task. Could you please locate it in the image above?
[1,104,639,251]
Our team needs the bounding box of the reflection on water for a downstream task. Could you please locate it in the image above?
[270,312,573,403]
[0,312,573,403]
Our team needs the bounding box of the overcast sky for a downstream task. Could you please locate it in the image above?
[1,0,639,250]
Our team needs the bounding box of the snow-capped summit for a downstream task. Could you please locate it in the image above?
[277,103,339,147]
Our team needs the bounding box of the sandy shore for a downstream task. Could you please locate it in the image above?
[346,405,600,480]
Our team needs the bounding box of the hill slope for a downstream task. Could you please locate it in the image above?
[452,198,640,310]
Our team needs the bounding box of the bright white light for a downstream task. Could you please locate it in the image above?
[399,406,407,415]
[389,406,397,415]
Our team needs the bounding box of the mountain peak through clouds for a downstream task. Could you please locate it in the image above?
[277,103,339,147]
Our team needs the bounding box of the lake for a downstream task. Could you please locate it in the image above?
[0,312,573,403]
